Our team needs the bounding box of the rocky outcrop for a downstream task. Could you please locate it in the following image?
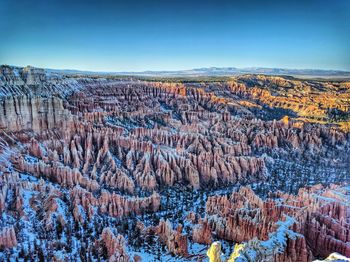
[204,185,350,261]
[205,187,269,242]
[70,186,160,221]
[158,220,188,256]
[228,75,350,123]
[0,65,49,87]
[0,227,17,249]
[231,217,311,262]
[98,190,160,218]
[148,219,188,257]
[14,156,100,192]
[0,96,72,133]
[0,65,83,98]
[99,228,130,262]
[192,218,212,245]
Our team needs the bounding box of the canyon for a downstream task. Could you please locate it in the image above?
[0,65,349,261]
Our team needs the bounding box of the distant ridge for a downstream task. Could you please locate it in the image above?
[3,64,350,79]
[46,66,350,79]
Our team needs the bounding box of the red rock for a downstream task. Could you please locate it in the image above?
[204,185,350,260]
[154,220,188,256]
[0,227,17,249]
[100,228,130,262]
[192,218,212,245]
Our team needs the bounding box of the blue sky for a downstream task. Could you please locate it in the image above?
[1,0,349,71]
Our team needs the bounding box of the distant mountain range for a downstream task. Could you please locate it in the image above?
[45,66,350,79]
[4,65,350,79]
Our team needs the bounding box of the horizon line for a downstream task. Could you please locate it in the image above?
[2,63,350,74]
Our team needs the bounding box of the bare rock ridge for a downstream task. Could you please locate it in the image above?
[203,185,350,261]
[0,65,349,261]
[0,96,72,133]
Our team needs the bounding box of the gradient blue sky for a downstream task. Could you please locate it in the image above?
[1,0,349,71]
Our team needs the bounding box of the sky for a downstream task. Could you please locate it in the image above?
[0,0,349,72]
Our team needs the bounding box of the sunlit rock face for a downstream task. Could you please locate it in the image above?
[0,96,72,133]
[0,65,349,261]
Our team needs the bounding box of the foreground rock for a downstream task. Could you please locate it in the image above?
[202,185,350,261]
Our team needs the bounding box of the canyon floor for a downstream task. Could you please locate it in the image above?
[0,65,349,261]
